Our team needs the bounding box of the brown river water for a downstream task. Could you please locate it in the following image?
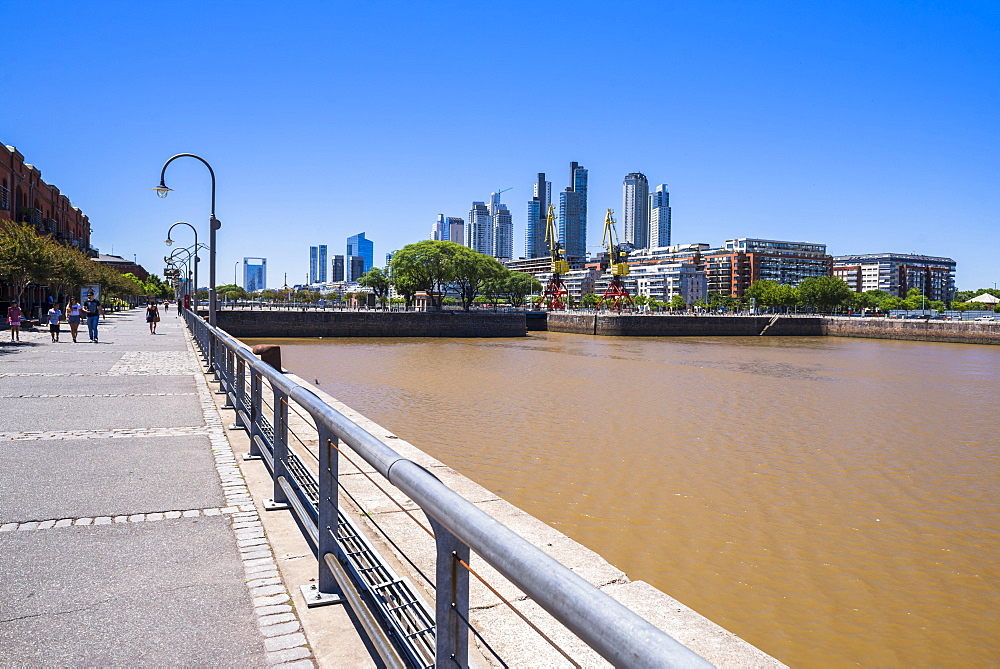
[252,333,1000,667]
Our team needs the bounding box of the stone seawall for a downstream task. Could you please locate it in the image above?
[547,313,824,336]
[821,317,1000,345]
[214,309,526,338]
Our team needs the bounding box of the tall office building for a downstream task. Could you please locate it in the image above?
[467,202,492,255]
[243,257,267,292]
[346,233,373,275]
[332,255,345,282]
[558,162,588,259]
[348,256,366,282]
[525,173,551,259]
[490,191,513,261]
[622,173,650,250]
[649,184,672,248]
[447,217,464,246]
[432,214,448,241]
[309,245,328,284]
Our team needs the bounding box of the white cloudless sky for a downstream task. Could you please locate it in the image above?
[2,0,997,289]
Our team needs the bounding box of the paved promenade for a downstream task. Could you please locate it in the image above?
[0,309,316,667]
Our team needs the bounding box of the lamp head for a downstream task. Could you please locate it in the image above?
[152,183,172,198]
[164,238,173,246]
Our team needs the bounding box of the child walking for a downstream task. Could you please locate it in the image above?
[47,304,63,342]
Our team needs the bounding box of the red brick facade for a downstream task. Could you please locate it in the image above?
[0,143,91,253]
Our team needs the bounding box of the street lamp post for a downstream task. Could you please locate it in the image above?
[166,243,206,311]
[153,154,220,327]
[165,221,199,311]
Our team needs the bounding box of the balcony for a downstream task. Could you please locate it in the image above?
[16,206,42,227]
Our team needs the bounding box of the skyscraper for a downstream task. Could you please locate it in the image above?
[346,233,373,275]
[467,202,492,255]
[558,162,587,259]
[623,173,650,250]
[243,257,267,292]
[309,245,328,283]
[525,173,551,259]
[649,184,672,248]
[490,191,513,261]
[432,214,448,241]
[348,256,366,282]
[447,217,464,246]
[332,255,345,282]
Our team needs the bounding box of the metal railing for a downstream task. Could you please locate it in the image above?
[184,309,711,668]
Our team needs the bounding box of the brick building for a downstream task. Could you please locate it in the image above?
[1,143,91,254]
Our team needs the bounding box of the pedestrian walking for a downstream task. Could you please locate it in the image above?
[65,296,82,342]
[7,301,22,342]
[163,300,170,313]
[47,304,63,342]
[82,290,103,342]
[146,300,160,334]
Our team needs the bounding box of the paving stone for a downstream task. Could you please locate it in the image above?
[258,612,295,626]
[260,621,300,638]
[164,511,182,519]
[54,519,73,528]
[273,659,314,669]
[1,523,17,532]
[247,570,280,582]
[145,513,164,521]
[182,510,201,517]
[253,593,290,607]
[37,520,56,529]
[255,604,293,616]
[75,518,93,526]
[263,632,307,652]
[18,522,39,531]
[251,585,286,597]
[247,577,282,588]
[93,517,112,525]
[265,646,312,665]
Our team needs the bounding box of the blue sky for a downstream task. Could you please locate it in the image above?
[2,0,997,290]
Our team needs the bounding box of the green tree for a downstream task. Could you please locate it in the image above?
[449,246,506,311]
[581,293,599,308]
[669,294,687,311]
[0,221,55,300]
[797,276,852,312]
[633,294,649,311]
[358,267,392,308]
[389,240,457,309]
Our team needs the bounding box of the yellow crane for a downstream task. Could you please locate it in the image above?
[597,208,634,310]
[536,203,570,309]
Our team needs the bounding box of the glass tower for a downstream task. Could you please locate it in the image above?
[558,162,587,259]
[623,173,650,250]
[346,233,374,275]
[243,257,266,292]
[525,172,551,259]
[649,184,672,248]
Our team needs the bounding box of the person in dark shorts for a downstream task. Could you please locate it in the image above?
[82,290,103,342]
[65,296,82,342]
[146,300,160,334]
[47,304,63,342]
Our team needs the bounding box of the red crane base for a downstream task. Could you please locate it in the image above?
[597,278,634,311]
[537,277,569,310]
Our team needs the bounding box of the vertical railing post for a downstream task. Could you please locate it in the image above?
[265,387,291,510]
[300,423,343,607]
[232,356,246,430]
[245,369,263,460]
[429,518,470,668]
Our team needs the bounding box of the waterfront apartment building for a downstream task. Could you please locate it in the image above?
[505,254,588,278]
[558,162,588,259]
[243,257,267,292]
[622,172,650,250]
[525,173,551,259]
[346,233,373,275]
[832,253,956,301]
[622,260,705,305]
[649,184,672,249]
[0,143,91,255]
[467,202,492,255]
[625,239,831,298]
[309,245,328,284]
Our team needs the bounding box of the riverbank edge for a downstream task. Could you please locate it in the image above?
[214,310,526,338]
[546,313,1000,345]
[267,362,785,667]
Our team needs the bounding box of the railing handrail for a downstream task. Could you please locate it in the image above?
[189,310,712,668]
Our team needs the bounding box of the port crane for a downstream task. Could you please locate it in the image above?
[536,203,570,310]
[597,208,634,311]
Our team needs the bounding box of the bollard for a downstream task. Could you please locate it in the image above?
[252,344,282,371]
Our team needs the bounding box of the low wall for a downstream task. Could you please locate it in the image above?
[821,317,1000,345]
[546,313,824,337]
[214,309,526,338]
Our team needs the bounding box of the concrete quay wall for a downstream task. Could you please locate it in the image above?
[821,317,1000,345]
[547,313,824,337]
[213,309,526,338]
